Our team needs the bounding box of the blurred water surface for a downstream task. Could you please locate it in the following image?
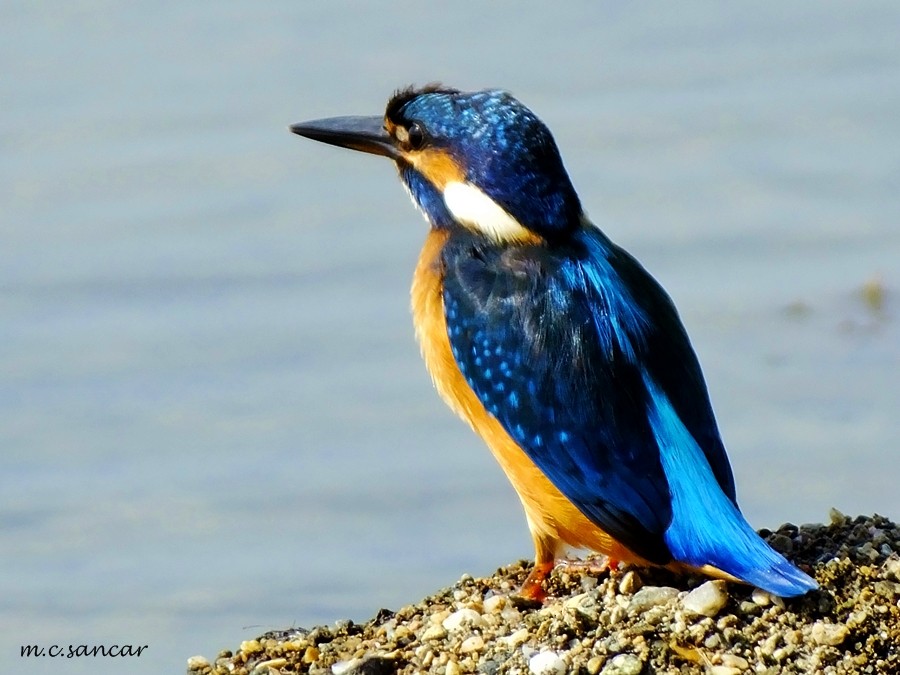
[2,2,899,673]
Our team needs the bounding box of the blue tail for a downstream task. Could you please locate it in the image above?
[643,376,818,597]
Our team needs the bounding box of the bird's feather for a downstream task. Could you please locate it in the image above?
[441,223,740,568]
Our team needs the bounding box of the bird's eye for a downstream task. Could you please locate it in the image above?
[406,122,426,150]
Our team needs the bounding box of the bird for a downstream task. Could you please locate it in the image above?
[289,85,818,600]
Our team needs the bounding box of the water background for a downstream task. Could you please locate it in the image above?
[3,3,899,673]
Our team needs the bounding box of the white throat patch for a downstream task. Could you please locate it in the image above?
[442,181,534,243]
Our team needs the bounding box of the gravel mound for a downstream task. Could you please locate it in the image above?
[187,512,900,674]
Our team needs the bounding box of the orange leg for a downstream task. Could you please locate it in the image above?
[517,528,560,602]
[519,561,554,602]
[520,554,621,601]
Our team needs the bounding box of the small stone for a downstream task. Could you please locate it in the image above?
[581,575,599,592]
[884,556,900,582]
[564,592,600,621]
[240,640,263,654]
[331,659,361,675]
[336,657,396,675]
[251,659,287,674]
[586,655,605,674]
[751,588,772,606]
[600,653,644,675]
[618,570,642,595]
[682,581,728,617]
[303,646,320,663]
[445,660,461,675]
[422,624,447,641]
[460,635,484,653]
[829,507,848,525]
[528,650,566,675]
[187,655,210,671]
[442,607,484,631]
[483,594,506,613]
[708,667,741,675]
[768,534,794,554]
[811,621,849,646]
[504,627,530,648]
[430,609,451,625]
[721,654,749,670]
[628,586,679,614]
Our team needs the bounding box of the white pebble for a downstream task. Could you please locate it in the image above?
[528,650,566,675]
[600,653,644,675]
[504,627,530,648]
[708,667,740,675]
[442,607,483,631]
[682,580,728,617]
[186,656,210,670]
[460,635,484,653]
[483,594,506,613]
[331,659,362,675]
[751,588,772,606]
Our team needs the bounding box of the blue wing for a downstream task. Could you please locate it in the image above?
[441,225,734,563]
[441,225,817,596]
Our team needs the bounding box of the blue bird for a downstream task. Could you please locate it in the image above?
[290,85,818,599]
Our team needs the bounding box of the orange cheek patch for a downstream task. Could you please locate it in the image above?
[407,148,466,190]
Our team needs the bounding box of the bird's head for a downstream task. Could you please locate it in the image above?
[291,85,583,244]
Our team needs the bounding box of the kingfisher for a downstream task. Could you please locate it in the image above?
[290,85,818,600]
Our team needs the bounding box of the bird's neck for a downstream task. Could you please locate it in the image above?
[399,164,584,242]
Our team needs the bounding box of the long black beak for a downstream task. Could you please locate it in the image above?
[289,115,398,159]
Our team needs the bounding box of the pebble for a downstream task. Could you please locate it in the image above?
[682,580,728,617]
[720,654,750,669]
[504,627,530,648]
[442,607,483,631]
[564,592,600,621]
[751,588,772,606]
[239,639,263,654]
[421,624,447,641]
[186,655,210,671]
[627,585,679,614]
[483,594,506,613]
[811,620,849,646]
[618,570,642,594]
[586,655,604,674]
[460,635,484,653]
[884,556,900,582]
[193,514,900,675]
[708,667,741,675]
[331,659,361,675]
[528,650,567,675]
[599,653,644,675]
[250,659,287,674]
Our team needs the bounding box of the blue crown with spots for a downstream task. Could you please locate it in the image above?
[387,86,583,239]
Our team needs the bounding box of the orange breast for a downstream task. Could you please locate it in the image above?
[410,230,651,565]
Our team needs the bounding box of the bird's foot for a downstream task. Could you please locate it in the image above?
[516,557,619,604]
[517,561,554,604]
[555,555,619,576]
